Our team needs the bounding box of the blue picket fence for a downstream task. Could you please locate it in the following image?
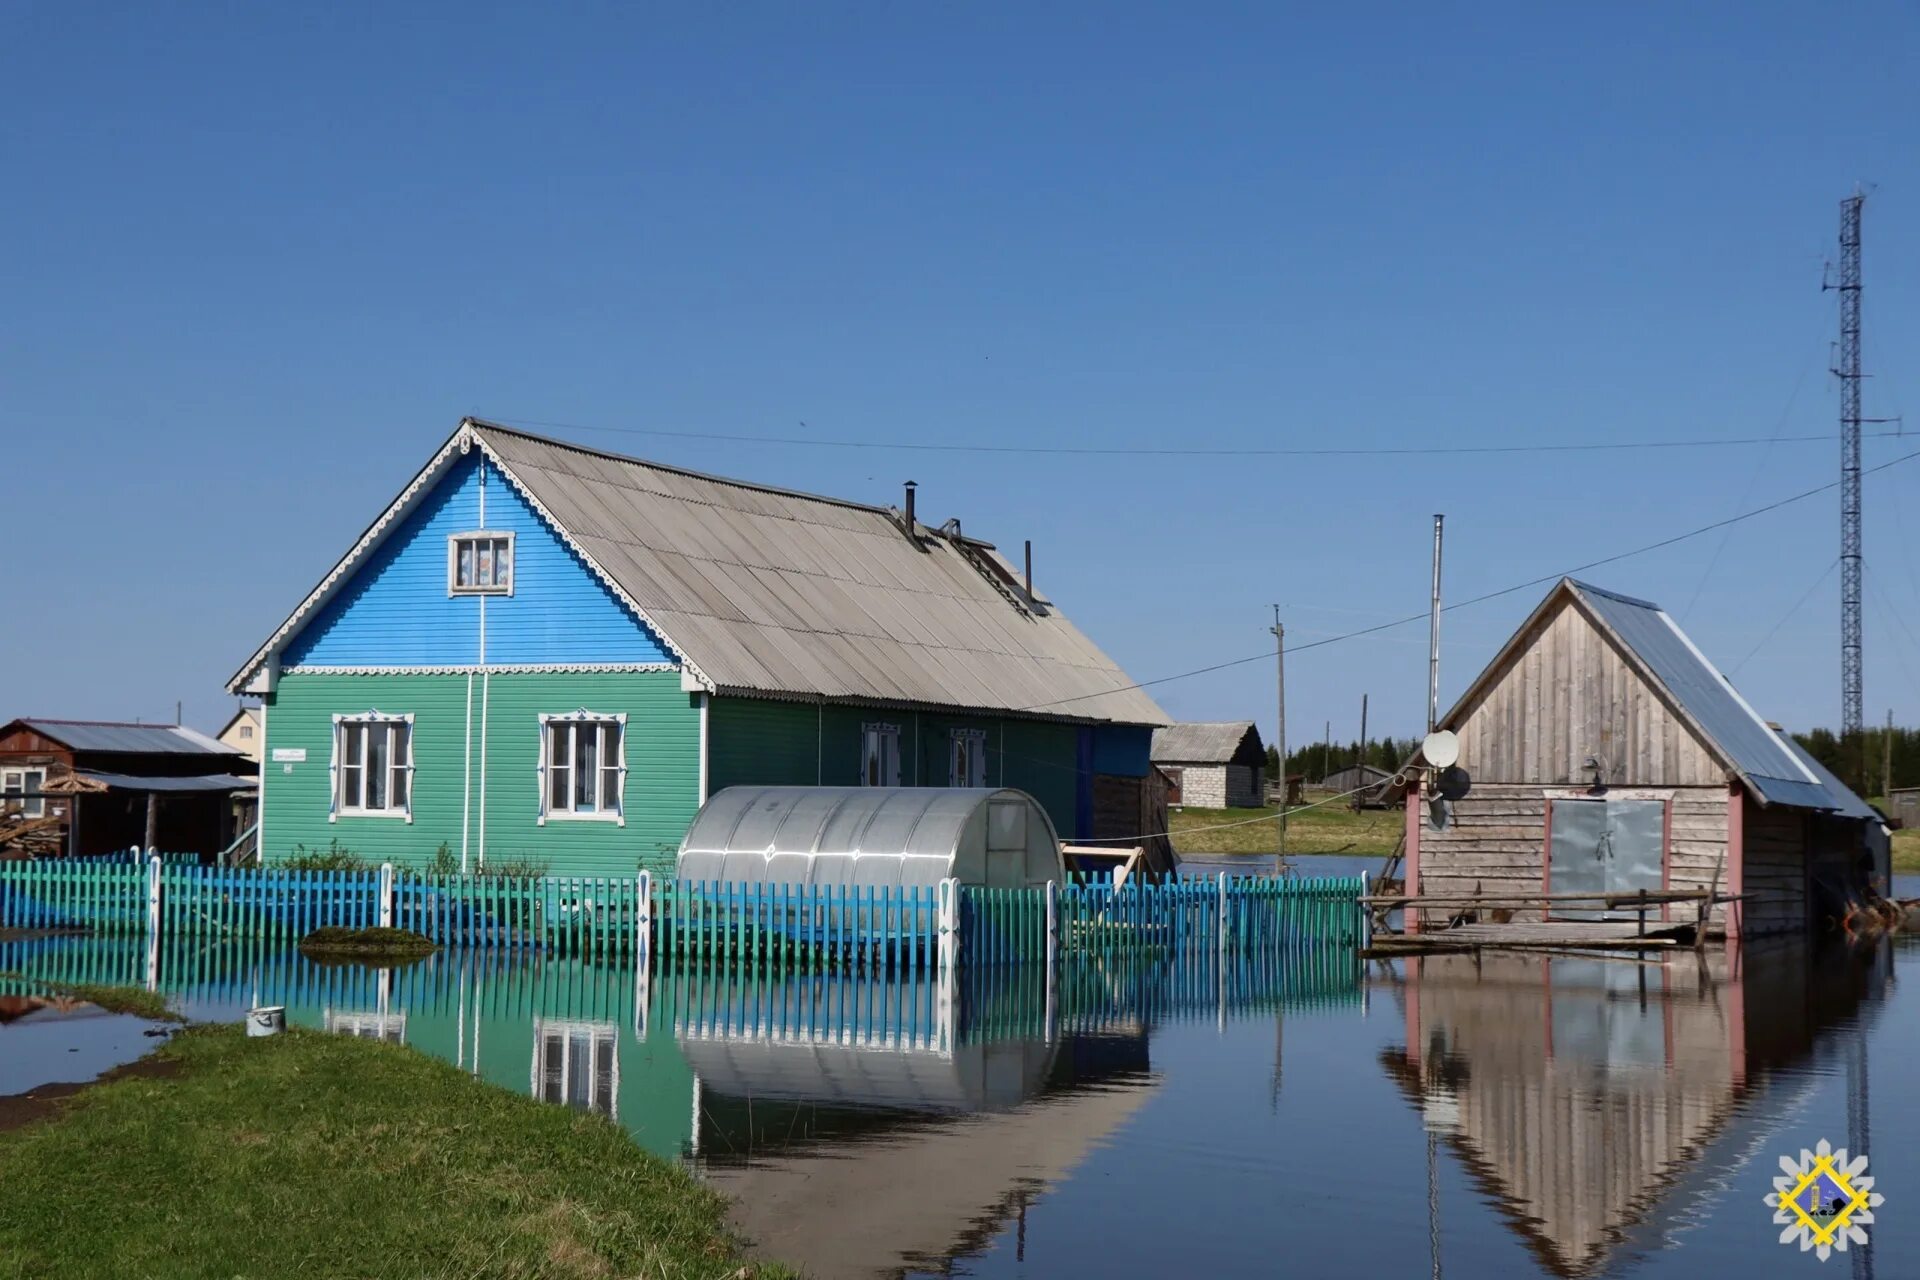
[655,878,943,974]
[391,873,640,955]
[0,859,148,934]
[159,864,384,942]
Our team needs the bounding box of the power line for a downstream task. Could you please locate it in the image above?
[493,415,1903,460]
[1019,443,1920,714]
[1728,559,1837,675]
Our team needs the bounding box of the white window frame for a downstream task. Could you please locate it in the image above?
[447,530,515,596]
[861,722,901,787]
[537,710,628,825]
[950,728,987,788]
[1,769,46,819]
[325,1009,407,1043]
[531,1018,620,1118]
[329,711,415,822]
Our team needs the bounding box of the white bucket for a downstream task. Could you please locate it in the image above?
[247,1006,286,1037]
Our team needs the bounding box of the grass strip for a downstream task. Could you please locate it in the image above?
[0,1025,792,1279]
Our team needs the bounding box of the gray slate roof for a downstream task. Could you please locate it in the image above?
[1567,582,1841,811]
[1151,721,1260,764]
[1774,734,1880,823]
[20,720,239,757]
[471,424,1167,725]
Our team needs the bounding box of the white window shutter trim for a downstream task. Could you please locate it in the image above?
[615,712,628,826]
[403,712,416,823]
[536,713,551,825]
[328,713,342,822]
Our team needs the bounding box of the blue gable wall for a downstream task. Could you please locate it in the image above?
[285,453,671,668]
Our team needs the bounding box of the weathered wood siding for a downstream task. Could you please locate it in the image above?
[1416,783,1733,931]
[1741,796,1808,936]
[1451,594,1723,787]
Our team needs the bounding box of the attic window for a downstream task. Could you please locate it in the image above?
[449,532,514,595]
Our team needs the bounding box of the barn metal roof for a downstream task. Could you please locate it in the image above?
[1150,721,1260,764]
[17,720,240,757]
[472,424,1167,725]
[1566,582,1840,811]
[1773,733,1880,823]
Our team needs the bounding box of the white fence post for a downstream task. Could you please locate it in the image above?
[1217,872,1229,951]
[378,863,395,929]
[146,854,163,940]
[636,870,653,964]
[938,877,960,971]
[1045,880,1059,968]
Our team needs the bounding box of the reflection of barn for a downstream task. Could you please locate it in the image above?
[1380,944,1885,1277]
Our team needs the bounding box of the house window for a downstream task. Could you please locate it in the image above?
[539,712,627,823]
[533,1019,619,1117]
[331,713,413,820]
[2,770,45,819]
[449,531,514,594]
[950,729,987,787]
[326,1010,406,1043]
[239,725,254,740]
[861,723,901,787]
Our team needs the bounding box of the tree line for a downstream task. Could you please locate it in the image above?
[1259,725,1915,801]
[1264,737,1416,783]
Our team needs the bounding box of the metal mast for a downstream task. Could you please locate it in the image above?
[1829,192,1866,741]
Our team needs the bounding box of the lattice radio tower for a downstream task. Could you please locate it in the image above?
[1827,192,1866,740]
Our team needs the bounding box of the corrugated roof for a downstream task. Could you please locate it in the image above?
[1151,721,1259,764]
[1773,733,1880,823]
[1565,582,1837,811]
[76,771,258,792]
[469,424,1168,725]
[19,720,241,757]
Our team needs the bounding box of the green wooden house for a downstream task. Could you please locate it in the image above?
[229,419,1169,876]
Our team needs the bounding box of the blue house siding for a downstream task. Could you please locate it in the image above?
[286,453,671,669]
[1091,725,1151,777]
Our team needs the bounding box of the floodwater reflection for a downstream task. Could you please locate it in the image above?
[0,929,1906,1278]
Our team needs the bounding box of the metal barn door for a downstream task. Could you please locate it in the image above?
[1549,798,1664,921]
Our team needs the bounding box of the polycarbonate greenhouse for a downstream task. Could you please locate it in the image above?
[675,786,1066,890]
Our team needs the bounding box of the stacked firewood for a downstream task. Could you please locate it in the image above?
[0,803,67,859]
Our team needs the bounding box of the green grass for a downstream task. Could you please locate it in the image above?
[1171,800,1403,858]
[0,1025,793,1280]
[1892,826,1920,874]
[0,977,181,1023]
[297,926,439,959]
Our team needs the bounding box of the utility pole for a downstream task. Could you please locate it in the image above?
[1322,720,1331,782]
[1884,708,1894,802]
[1428,516,1446,734]
[1356,693,1370,811]
[1827,192,1867,773]
[1272,608,1287,867]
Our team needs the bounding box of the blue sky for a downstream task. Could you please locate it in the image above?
[4,3,1918,746]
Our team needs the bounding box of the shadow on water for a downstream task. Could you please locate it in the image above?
[0,927,1906,1278]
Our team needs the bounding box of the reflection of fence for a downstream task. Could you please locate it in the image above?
[3,855,1366,973]
[655,879,943,974]
[961,876,1368,965]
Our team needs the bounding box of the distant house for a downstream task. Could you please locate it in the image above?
[1152,722,1265,809]
[0,719,253,859]
[1400,579,1881,938]
[1318,763,1394,805]
[228,419,1169,877]
[1888,786,1919,830]
[218,706,263,763]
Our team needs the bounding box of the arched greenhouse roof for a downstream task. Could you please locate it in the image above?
[676,786,1065,890]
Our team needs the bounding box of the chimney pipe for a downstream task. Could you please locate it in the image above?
[904,481,917,531]
[1024,540,1033,600]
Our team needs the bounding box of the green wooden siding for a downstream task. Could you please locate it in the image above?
[706,696,1085,840]
[262,671,698,877]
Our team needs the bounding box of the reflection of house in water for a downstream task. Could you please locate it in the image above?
[531,1018,620,1118]
[1381,945,1887,1277]
[324,1008,406,1043]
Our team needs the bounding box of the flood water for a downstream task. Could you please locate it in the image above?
[2,870,1915,1278]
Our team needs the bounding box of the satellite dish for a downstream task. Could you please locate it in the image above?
[1423,730,1460,770]
[1427,795,1451,831]
[1436,765,1472,802]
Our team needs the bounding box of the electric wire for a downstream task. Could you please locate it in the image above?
[1728,560,1838,676]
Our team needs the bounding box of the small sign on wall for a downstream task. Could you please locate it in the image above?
[271,747,307,763]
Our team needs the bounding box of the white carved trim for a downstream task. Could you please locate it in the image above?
[537,709,629,825]
[285,663,678,677]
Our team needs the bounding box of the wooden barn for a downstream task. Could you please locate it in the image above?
[1401,579,1880,939]
[1151,721,1265,809]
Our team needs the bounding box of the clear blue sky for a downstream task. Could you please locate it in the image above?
[5,3,1918,748]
